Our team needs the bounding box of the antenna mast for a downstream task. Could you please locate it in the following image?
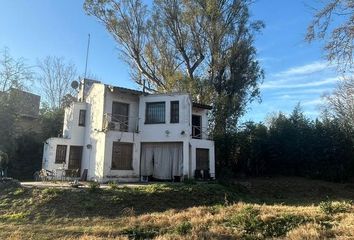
[84,34,91,78]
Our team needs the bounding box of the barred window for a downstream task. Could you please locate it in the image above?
[145,102,165,124]
[170,101,179,123]
[111,142,133,170]
[55,145,67,164]
[78,110,86,126]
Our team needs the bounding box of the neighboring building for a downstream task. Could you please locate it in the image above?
[42,79,215,182]
[0,88,41,134]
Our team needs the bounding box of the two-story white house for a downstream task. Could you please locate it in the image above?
[42,79,215,182]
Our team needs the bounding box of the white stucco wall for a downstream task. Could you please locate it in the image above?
[63,102,87,144]
[192,107,210,140]
[104,88,140,132]
[43,83,216,181]
[83,83,106,180]
[102,132,141,182]
[138,93,192,140]
[190,139,215,178]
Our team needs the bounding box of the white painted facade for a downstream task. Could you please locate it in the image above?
[42,80,215,182]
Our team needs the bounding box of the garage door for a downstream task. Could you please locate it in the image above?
[141,142,183,180]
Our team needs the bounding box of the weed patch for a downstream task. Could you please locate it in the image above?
[225,206,315,238]
[175,221,192,235]
[319,199,352,215]
[121,226,160,239]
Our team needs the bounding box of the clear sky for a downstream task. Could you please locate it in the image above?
[0,0,338,122]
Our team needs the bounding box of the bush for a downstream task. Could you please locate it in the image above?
[0,178,20,190]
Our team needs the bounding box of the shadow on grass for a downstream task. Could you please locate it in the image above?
[27,183,245,220]
[3,177,354,222]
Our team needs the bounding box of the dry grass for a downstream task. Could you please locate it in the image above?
[1,177,354,239]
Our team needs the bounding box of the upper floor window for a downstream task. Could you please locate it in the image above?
[78,110,86,126]
[170,101,179,123]
[112,102,129,131]
[145,102,165,124]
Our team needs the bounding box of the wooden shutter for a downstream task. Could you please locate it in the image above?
[196,148,209,170]
[111,142,133,170]
[170,101,179,123]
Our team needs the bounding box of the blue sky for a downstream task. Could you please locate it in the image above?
[0,0,338,122]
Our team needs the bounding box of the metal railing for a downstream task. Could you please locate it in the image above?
[192,125,212,140]
[103,113,139,133]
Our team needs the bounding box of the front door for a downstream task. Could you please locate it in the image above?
[68,146,83,170]
[192,115,201,139]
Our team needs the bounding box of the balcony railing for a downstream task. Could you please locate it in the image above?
[192,125,212,140]
[103,113,139,133]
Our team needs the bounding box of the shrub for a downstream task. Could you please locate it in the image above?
[175,221,192,235]
[319,199,352,215]
[0,178,20,190]
[88,181,100,193]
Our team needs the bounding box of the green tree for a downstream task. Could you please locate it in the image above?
[84,0,264,133]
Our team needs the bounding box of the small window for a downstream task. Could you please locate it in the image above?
[55,145,67,164]
[111,142,133,170]
[170,101,179,123]
[78,110,86,126]
[145,102,165,124]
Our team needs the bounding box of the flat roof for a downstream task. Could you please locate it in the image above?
[192,102,212,110]
[105,83,213,110]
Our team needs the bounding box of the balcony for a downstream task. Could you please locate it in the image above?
[103,113,139,133]
[192,125,212,140]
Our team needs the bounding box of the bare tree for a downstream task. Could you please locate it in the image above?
[37,56,77,109]
[0,47,33,92]
[306,0,354,74]
[323,76,354,131]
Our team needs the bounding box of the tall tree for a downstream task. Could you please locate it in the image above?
[84,0,264,132]
[306,0,354,74]
[0,48,33,155]
[37,56,77,109]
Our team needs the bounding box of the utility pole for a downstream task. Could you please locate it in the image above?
[84,34,91,78]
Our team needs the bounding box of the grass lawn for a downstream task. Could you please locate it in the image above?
[1,177,354,239]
